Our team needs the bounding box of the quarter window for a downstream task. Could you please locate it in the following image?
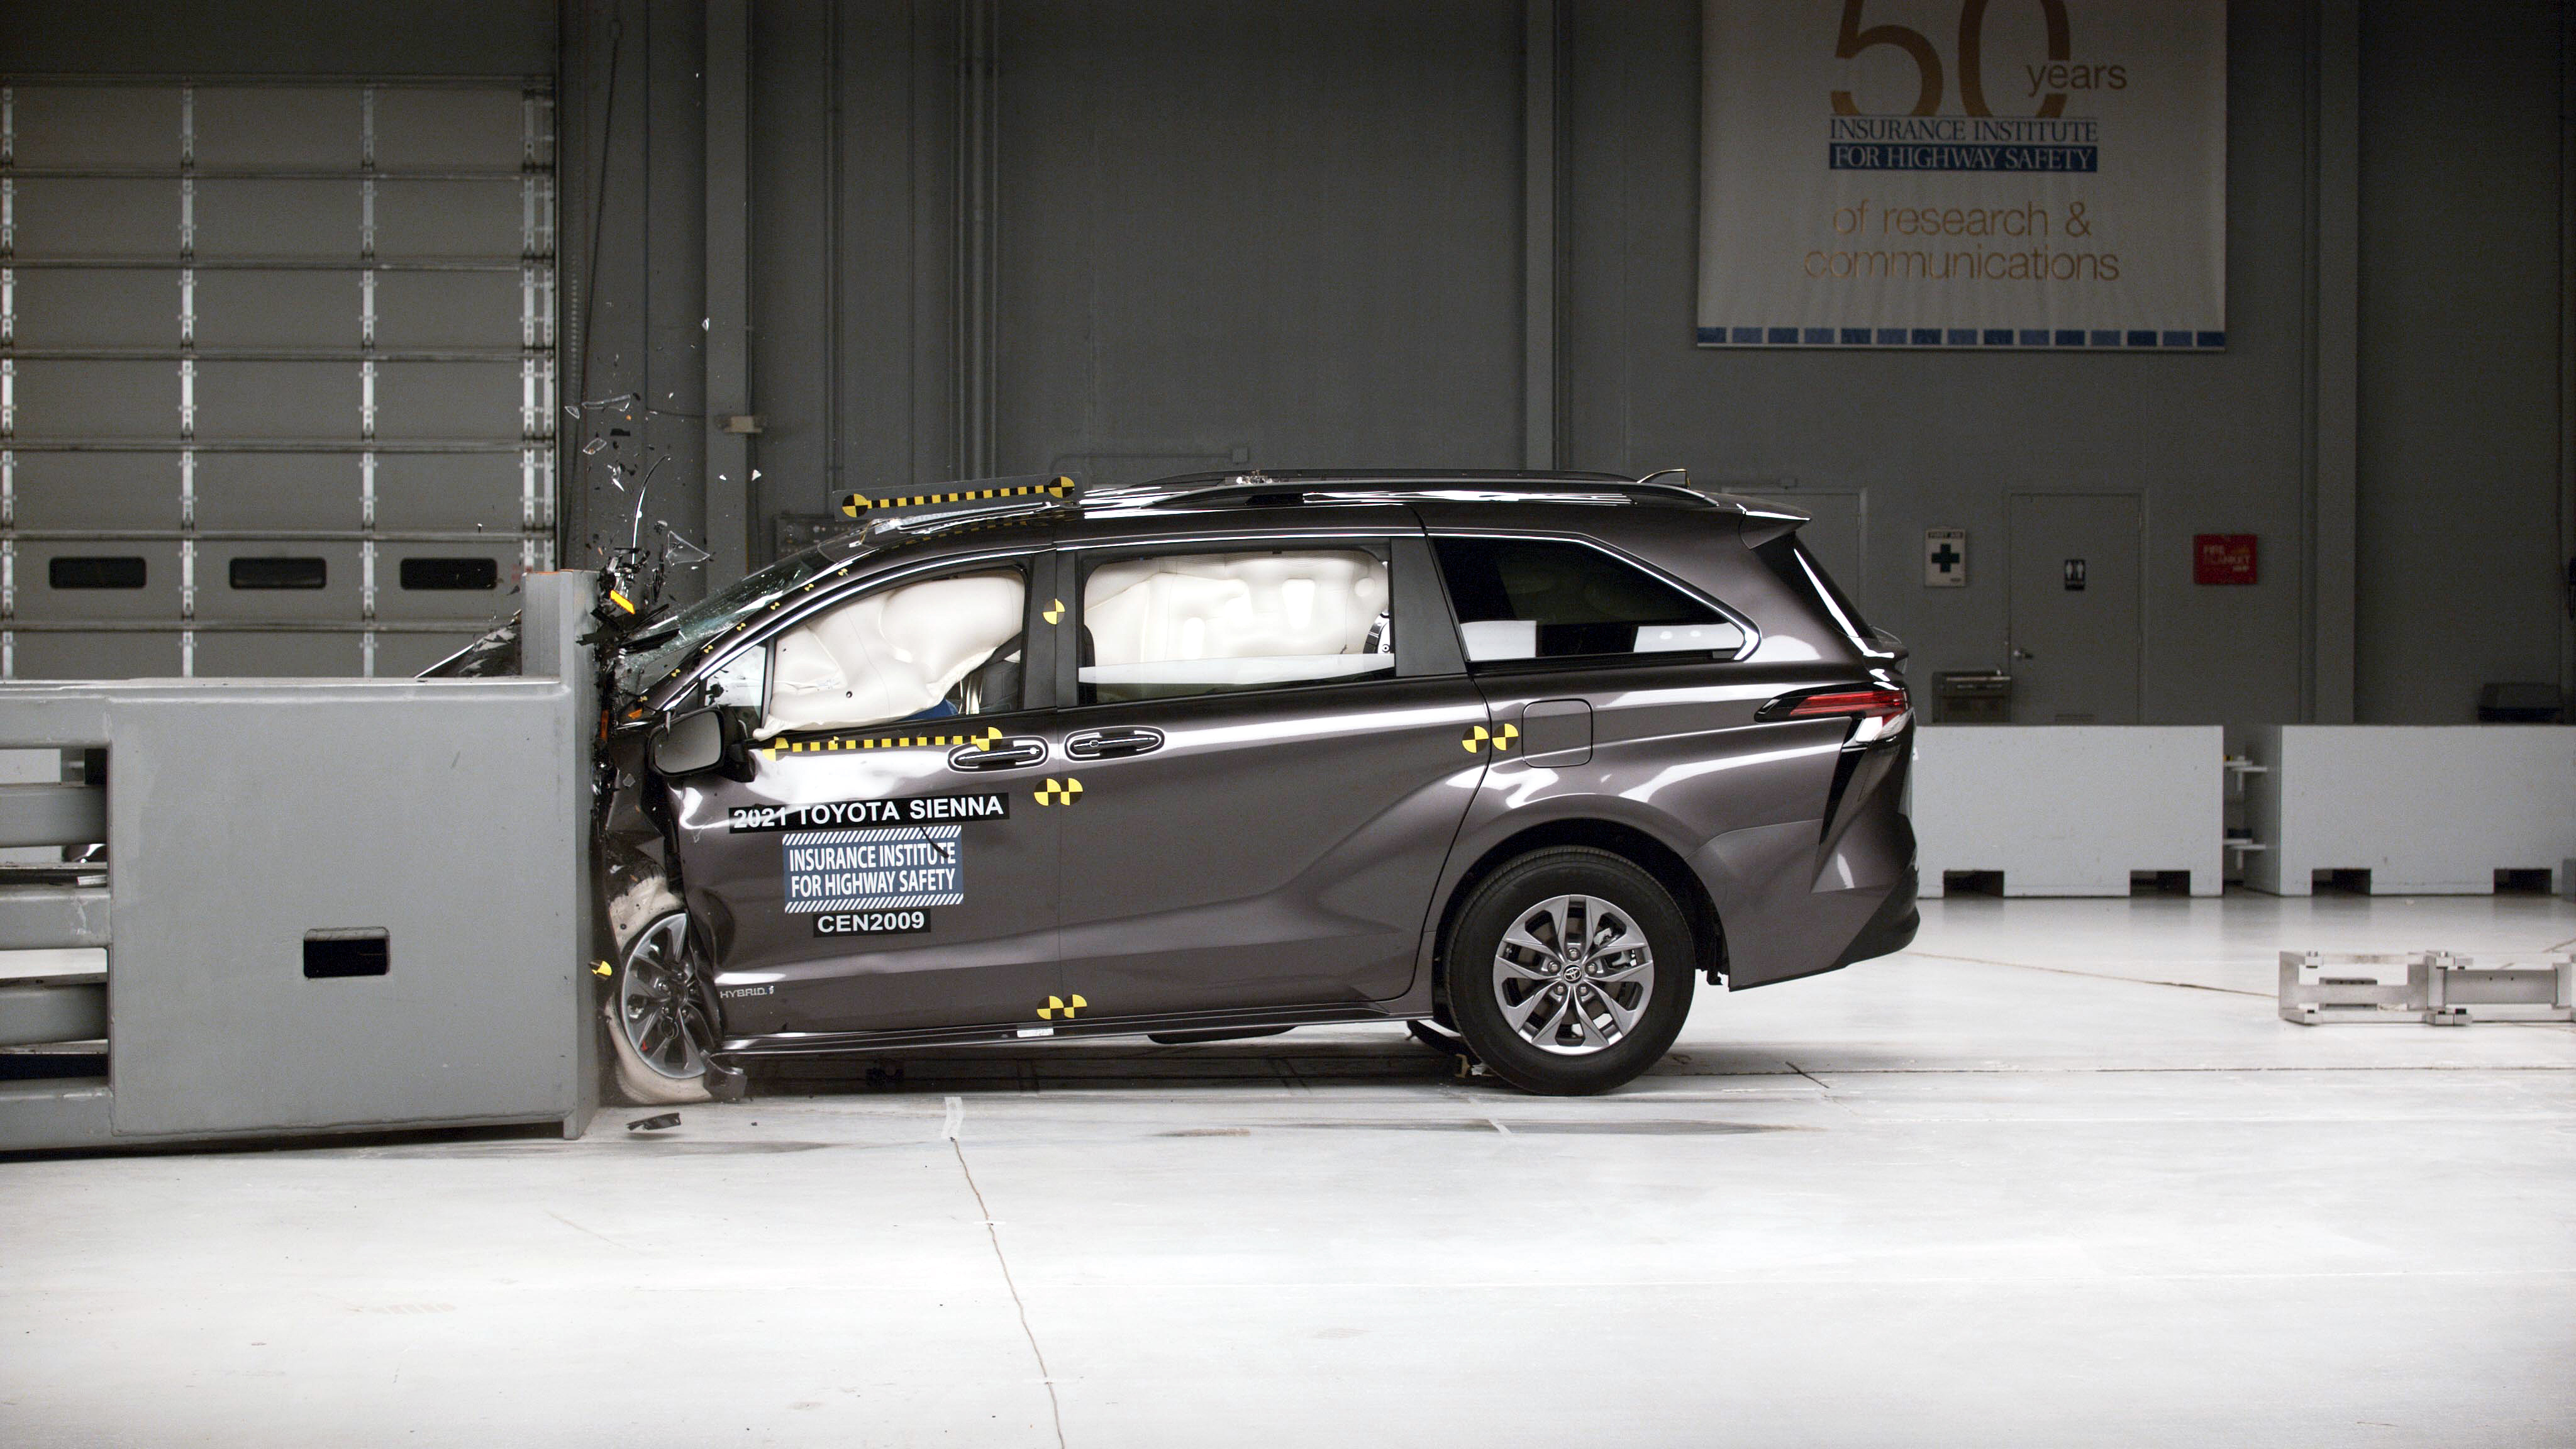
[1077,548,1393,704]
[1432,536,1742,664]
[758,565,1028,738]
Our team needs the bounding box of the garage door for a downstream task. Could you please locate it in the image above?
[1,79,557,679]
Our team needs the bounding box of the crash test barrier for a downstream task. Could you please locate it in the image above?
[2243,726,2576,896]
[0,573,596,1152]
[1912,726,2225,897]
[2279,950,2576,1026]
[1911,724,2575,898]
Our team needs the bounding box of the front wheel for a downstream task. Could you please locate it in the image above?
[1444,847,1696,1095]
[604,911,719,1106]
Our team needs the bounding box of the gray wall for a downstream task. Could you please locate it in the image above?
[4,1,557,75]
[995,1,1527,481]
[641,0,2570,726]
[561,0,709,578]
[11,1,2570,722]
[1565,0,2321,728]
[2357,1,2571,721]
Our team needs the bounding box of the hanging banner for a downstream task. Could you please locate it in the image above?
[1697,1,2226,351]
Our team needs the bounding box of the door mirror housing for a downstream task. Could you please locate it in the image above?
[651,708,730,777]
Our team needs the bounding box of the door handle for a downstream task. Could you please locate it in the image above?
[1063,726,1164,760]
[947,736,1048,771]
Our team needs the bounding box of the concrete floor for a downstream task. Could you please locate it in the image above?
[4,892,2572,1446]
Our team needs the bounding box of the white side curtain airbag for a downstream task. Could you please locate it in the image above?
[761,570,1023,738]
[1078,655,1392,689]
[1083,552,1387,670]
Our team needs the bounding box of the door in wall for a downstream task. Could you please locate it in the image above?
[2006,493,2141,724]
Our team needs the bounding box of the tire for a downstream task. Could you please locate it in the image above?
[1444,847,1696,1096]
[603,911,719,1106]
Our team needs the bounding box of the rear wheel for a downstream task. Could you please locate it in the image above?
[1445,847,1695,1095]
[604,911,719,1106]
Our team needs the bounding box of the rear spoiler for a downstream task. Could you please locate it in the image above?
[1635,468,1809,546]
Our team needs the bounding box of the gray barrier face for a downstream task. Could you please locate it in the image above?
[0,572,597,1150]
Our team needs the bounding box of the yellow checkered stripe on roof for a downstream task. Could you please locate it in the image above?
[840,476,1073,518]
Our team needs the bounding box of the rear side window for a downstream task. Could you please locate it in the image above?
[1077,548,1393,705]
[1432,536,1741,665]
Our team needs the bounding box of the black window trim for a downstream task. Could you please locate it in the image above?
[397,556,502,591]
[1055,533,1410,711]
[1426,530,1763,670]
[47,555,150,590]
[1765,531,1899,662]
[227,555,330,591]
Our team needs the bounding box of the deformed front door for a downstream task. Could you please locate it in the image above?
[2006,492,2141,724]
[670,551,1065,1038]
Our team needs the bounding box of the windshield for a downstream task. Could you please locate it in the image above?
[616,541,850,689]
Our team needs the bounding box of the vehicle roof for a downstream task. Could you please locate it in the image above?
[814,467,1816,576]
[1079,469,1808,522]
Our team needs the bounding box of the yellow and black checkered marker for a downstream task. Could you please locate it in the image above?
[838,475,1074,519]
[975,726,1006,752]
[1462,723,1519,754]
[1041,598,1065,625]
[1033,777,1085,806]
[1037,994,1087,1021]
[762,731,977,760]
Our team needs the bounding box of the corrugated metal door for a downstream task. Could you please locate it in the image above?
[1,79,556,678]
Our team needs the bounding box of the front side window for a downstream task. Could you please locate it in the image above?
[757,565,1028,738]
[1433,536,1742,665]
[1078,548,1393,704]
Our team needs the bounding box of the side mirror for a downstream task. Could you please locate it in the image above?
[650,708,728,776]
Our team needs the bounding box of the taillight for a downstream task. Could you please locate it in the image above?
[1757,687,1910,724]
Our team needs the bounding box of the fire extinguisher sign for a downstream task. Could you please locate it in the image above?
[2194,534,2257,585]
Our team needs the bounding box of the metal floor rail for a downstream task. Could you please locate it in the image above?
[2279,949,2576,1026]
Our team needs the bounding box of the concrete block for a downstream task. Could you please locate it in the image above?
[1914,726,2224,897]
[2245,727,2576,895]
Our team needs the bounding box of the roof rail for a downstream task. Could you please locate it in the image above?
[1076,467,1816,527]
[1107,469,1724,511]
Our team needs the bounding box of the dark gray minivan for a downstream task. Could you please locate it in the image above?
[592,471,1916,1100]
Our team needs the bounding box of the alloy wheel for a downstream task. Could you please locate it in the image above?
[619,913,716,1079]
[1489,893,1657,1056]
